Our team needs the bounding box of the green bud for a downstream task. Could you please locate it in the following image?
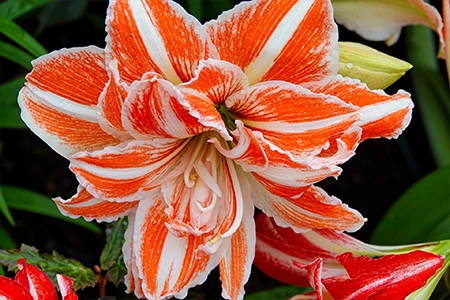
[338,42,413,89]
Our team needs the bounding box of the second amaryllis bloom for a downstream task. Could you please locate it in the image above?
[255,213,447,300]
[18,0,413,299]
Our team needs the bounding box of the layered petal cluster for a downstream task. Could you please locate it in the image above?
[0,259,77,300]
[255,213,445,300]
[18,0,413,299]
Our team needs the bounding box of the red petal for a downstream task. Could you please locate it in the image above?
[106,0,215,84]
[293,259,324,300]
[15,258,58,300]
[310,76,413,141]
[254,213,345,287]
[56,275,78,300]
[0,276,34,300]
[322,251,444,300]
[206,0,338,85]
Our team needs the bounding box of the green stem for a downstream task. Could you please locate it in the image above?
[405,26,450,167]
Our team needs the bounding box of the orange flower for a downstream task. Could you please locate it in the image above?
[18,0,413,299]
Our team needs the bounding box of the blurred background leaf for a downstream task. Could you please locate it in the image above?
[0,0,55,20]
[371,165,450,245]
[0,77,26,129]
[0,14,47,57]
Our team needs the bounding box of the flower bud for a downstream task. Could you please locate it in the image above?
[338,41,412,89]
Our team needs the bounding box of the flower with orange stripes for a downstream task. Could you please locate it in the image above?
[18,0,413,299]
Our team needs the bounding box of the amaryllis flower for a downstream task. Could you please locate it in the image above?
[0,258,77,300]
[255,213,447,300]
[18,0,413,299]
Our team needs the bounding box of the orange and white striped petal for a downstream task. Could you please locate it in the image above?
[210,121,268,173]
[250,180,365,233]
[18,47,120,158]
[214,122,359,199]
[310,76,413,141]
[70,139,188,201]
[133,194,222,299]
[122,77,226,140]
[105,0,216,85]
[206,0,338,85]
[97,61,133,140]
[219,172,255,300]
[226,81,361,158]
[53,187,139,222]
[178,59,249,105]
[123,214,146,299]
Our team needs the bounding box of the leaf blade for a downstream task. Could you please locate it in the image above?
[0,14,47,57]
[370,166,450,245]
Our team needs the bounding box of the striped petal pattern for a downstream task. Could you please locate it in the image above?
[18,47,120,158]
[206,0,338,85]
[17,0,416,299]
[106,0,216,84]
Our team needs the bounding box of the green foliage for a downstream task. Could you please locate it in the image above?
[0,244,98,290]
[37,0,88,32]
[0,41,33,70]
[1,185,102,235]
[0,186,15,226]
[100,218,128,287]
[244,285,312,300]
[371,165,450,245]
[0,14,47,57]
[0,0,54,20]
[0,77,26,129]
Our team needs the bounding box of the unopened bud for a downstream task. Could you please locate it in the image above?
[338,42,413,89]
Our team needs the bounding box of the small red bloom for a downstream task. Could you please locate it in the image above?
[0,259,78,300]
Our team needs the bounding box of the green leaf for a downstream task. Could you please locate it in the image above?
[100,218,127,287]
[1,185,102,235]
[37,0,88,31]
[244,286,312,300]
[0,40,33,69]
[0,226,17,250]
[0,244,98,290]
[370,165,450,245]
[0,76,27,129]
[0,0,55,20]
[405,26,450,167]
[0,186,15,226]
[0,14,47,57]
[187,0,202,20]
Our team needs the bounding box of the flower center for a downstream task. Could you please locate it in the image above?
[216,104,236,132]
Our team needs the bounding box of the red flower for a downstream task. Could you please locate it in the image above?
[0,259,77,300]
